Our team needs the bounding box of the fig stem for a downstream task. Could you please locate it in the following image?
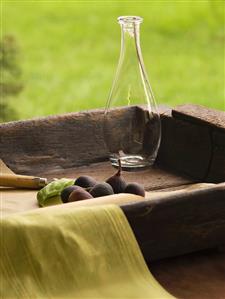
[117,159,122,176]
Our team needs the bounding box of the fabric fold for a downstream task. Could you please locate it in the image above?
[1,204,174,298]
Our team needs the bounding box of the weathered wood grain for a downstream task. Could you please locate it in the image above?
[122,183,225,261]
[156,105,225,182]
[206,130,225,182]
[40,161,192,191]
[157,114,212,180]
[150,249,225,299]
[172,104,225,131]
[0,110,107,174]
[0,106,149,175]
[0,104,224,182]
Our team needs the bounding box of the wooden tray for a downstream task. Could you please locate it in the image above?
[1,104,225,299]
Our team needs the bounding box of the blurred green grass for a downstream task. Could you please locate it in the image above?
[2,1,225,120]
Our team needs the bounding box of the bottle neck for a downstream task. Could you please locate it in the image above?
[120,22,141,58]
[118,16,143,63]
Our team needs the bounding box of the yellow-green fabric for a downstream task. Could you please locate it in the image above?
[1,205,174,299]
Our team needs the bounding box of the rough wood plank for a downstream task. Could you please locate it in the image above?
[172,104,225,131]
[157,114,212,180]
[122,183,225,261]
[0,105,224,183]
[0,105,169,176]
[0,106,149,175]
[0,110,107,174]
[150,249,225,299]
[39,161,193,191]
[206,130,225,182]
[170,104,225,182]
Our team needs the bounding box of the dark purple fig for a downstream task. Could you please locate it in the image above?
[68,189,93,202]
[124,183,145,197]
[74,175,97,188]
[90,182,114,198]
[61,185,81,203]
[106,159,127,193]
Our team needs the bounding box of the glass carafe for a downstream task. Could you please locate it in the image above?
[104,16,161,170]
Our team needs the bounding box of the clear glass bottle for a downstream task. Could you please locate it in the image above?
[104,16,161,170]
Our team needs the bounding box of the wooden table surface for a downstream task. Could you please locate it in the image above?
[150,249,225,299]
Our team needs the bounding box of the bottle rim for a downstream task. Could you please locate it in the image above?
[118,16,143,25]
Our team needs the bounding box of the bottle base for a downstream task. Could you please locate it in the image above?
[110,155,155,171]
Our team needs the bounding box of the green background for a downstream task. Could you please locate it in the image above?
[2,0,225,120]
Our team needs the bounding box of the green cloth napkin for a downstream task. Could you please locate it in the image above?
[0,204,174,299]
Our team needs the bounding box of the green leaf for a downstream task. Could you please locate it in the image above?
[37,178,74,207]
